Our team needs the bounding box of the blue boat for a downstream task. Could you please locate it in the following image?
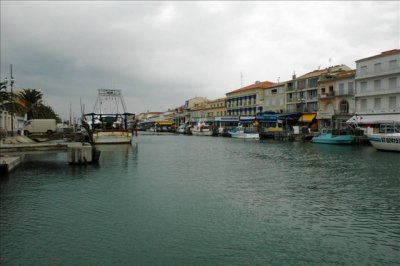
[311,128,353,144]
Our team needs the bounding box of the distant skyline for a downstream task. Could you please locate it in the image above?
[1,1,399,120]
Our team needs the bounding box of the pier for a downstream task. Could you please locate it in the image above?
[0,155,21,175]
[0,136,98,173]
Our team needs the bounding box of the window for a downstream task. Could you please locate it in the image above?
[329,86,334,95]
[308,102,318,112]
[298,80,306,90]
[340,100,349,114]
[360,66,367,75]
[271,89,277,95]
[348,82,354,95]
[360,82,367,93]
[389,59,398,70]
[361,99,367,112]
[374,79,381,91]
[374,98,381,110]
[389,96,397,111]
[374,62,382,73]
[309,90,317,99]
[308,77,318,88]
[389,77,397,90]
[321,87,326,94]
[339,83,345,95]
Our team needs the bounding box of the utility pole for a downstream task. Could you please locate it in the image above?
[10,65,15,136]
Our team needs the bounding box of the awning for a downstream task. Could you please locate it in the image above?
[346,114,400,124]
[297,113,316,123]
[155,120,174,126]
[256,113,278,123]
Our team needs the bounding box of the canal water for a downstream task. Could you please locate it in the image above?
[1,135,399,265]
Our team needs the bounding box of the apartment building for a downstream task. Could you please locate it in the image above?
[317,68,356,128]
[225,80,274,117]
[184,96,209,123]
[204,98,227,118]
[350,49,400,124]
[263,82,286,114]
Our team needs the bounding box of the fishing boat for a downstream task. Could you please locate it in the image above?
[84,89,134,145]
[228,126,259,139]
[190,121,213,136]
[367,123,400,152]
[311,128,353,144]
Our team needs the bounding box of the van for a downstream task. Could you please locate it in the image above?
[23,119,56,135]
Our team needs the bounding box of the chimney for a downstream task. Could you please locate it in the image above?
[292,71,296,80]
[255,81,260,84]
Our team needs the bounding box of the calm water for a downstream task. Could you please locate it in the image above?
[1,135,400,265]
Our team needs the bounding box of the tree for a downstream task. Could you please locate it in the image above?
[15,88,61,122]
[0,81,11,110]
[16,89,45,120]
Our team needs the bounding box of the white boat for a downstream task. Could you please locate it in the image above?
[367,122,400,152]
[191,121,213,136]
[85,89,134,145]
[228,126,259,139]
[176,124,186,134]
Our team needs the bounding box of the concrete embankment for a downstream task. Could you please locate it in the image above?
[0,155,22,175]
[1,136,94,173]
[1,135,69,153]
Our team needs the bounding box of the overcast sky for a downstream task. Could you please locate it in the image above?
[1,1,399,120]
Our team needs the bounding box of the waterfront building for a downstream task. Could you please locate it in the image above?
[263,82,287,114]
[204,98,227,119]
[316,67,356,129]
[190,100,209,123]
[184,96,209,123]
[348,49,400,126]
[286,65,351,131]
[225,80,275,117]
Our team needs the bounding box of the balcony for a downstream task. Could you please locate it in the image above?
[318,92,335,99]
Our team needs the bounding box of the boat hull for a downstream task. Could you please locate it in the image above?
[191,130,213,136]
[311,134,353,144]
[229,131,259,139]
[93,131,133,144]
[368,134,400,152]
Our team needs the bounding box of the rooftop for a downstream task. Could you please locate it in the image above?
[355,49,400,62]
[227,80,275,95]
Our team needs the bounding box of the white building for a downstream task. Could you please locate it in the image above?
[349,49,400,124]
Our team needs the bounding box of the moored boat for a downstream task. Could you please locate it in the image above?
[228,126,259,139]
[191,121,213,136]
[367,123,400,152]
[311,128,353,144]
[368,133,400,152]
[84,89,134,145]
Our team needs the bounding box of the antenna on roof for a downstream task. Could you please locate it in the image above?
[240,72,243,88]
[329,57,332,66]
[277,77,280,83]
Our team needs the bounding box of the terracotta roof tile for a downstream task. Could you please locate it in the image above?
[227,81,275,95]
[297,69,328,79]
